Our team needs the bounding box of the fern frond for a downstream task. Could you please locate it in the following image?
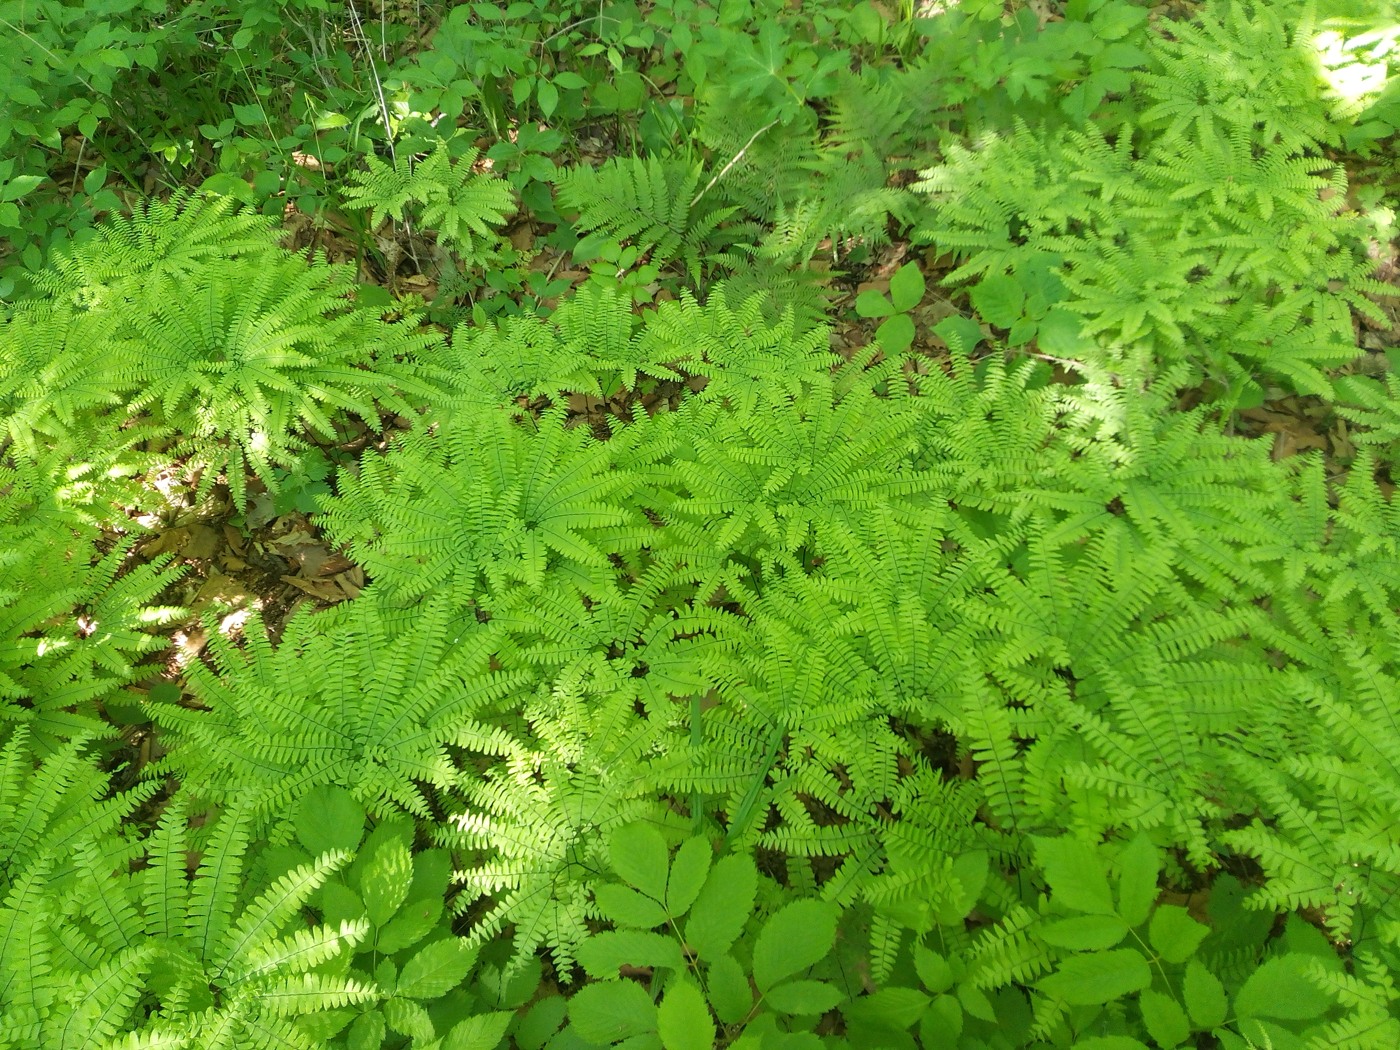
[558,155,728,278]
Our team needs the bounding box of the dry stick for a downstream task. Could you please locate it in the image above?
[690,118,779,209]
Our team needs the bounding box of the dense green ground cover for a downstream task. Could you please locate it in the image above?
[2,0,1400,1047]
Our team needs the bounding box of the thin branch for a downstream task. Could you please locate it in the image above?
[691,119,779,209]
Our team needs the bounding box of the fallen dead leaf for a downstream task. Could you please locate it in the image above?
[281,574,347,602]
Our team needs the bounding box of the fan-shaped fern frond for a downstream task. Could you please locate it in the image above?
[150,596,527,821]
[34,192,281,312]
[343,139,516,264]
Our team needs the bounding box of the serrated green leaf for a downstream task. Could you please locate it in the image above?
[1182,959,1226,1028]
[537,78,559,117]
[610,823,670,900]
[1073,1038,1149,1050]
[408,849,452,903]
[1038,949,1151,1005]
[0,175,45,203]
[570,981,657,1043]
[1036,308,1088,356]
[658,981,713,1050]
[396,938,477,999]
[1115,834,1159,928]
[845,986,927,1028]
[295,786,365,857]
[1037,914,1129,951]
[1234,955,1332,1021]
[1035,836,1115,916]
[764,979,843,1016]
[596,884,670,929]
[375,897,441,954]
[706,954,752,1024]
[958,982,996,1022]
[1139,989,1190,1048]
[360,837,413,927]
[516,996,567,1050]
[888,263,926,314]
[384,995,436,1041]
[969,273,1024,328]
[1097,42,1147,68]
[347,1010,386,1050]
[752,900,838,993]
[685,854,757,962]
[914,948,953,994]
[666,838,711,916]
[578,931,686,979]
[318,880,364,928]
[920,995,963,1046]
[1147,906,1209,964]
[443,1010,513,1050]
[1007,317,1038,346]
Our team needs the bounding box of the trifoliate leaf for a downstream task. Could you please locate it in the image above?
[855,289,894,318]
[888,262,926,314]
[876,313,916,354]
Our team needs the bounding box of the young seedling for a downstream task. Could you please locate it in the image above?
[855,260,926,354]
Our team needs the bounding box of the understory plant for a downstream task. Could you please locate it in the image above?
[2,0,1399,1047]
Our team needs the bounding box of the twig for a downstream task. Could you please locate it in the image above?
[691,118,779,209]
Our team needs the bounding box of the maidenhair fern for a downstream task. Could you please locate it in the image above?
[0,799,372,1050]
[120,252,432,509]
[33,192,282,311]
[148,596,526,822]
[342,138,515,263]
[0,474,182,755]
[5,198,439,510]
